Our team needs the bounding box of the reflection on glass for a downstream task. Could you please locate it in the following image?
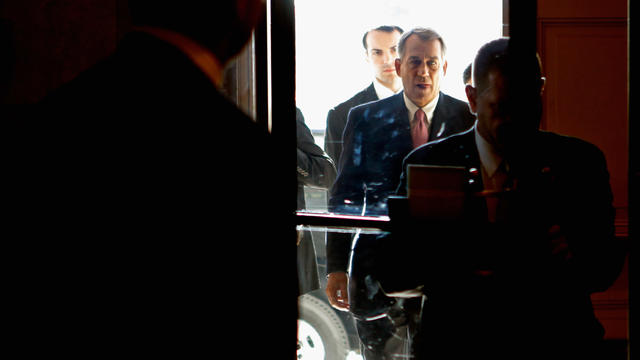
[295,2,502,359]
[296,0,502,217]
[296,227,387,360]
[295,0,502,132]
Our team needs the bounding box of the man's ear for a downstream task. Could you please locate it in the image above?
[465,84,477,114]
[442,59,448,76]
[395,58,402,76]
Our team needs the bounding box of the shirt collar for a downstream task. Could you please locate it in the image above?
[474,122,503,178]
[373,78,402,100]
[403,91,440,124]
[133,26,223,88]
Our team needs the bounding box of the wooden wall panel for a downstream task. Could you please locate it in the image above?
[538,0,626,19]
[538,0,629,345]
[540,20,628,214]
[0,0,128,104]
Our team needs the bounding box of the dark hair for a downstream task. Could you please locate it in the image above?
[462,63,472,85]
[397,27,446,59]
[362,25,404,50]
[472,38,509,91]
[472,38,543,91]
[128,1,261,63]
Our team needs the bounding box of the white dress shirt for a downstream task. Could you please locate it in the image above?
[373,78,402,100]
[403,92,440,129]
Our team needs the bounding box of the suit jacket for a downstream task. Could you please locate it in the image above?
[377,128,626,359]
[324,83,378,164]
[296,107,335,294]
[297,107,336,209]
[326,91,475,273]
[330,91,475,216]
[15,30,295,357]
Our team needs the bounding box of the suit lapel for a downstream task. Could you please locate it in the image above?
[393,92,412,146]
[364,83,378,102]
[429,92,450,141]
[373,91,409,129]
[392,91,409,124]
[453,129,488,217]
[373,92,412,156]
[458,129,483,189]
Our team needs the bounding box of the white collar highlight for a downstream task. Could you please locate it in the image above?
[403,91,439,125]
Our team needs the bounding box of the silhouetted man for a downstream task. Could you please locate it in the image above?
[17,1,295,357]
[377,38,626,360]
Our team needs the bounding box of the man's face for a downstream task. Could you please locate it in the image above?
[467,69,541,154]
[469,70,509,150]
[395,35,447,107]
[365,30,402,88]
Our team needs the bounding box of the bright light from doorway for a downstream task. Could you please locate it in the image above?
[295,0,502,133]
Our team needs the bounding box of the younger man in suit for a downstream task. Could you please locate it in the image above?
[324,25,404,164]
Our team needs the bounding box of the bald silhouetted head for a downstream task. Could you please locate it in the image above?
[128,0,264,64]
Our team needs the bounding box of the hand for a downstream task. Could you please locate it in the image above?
[325,272,349,311]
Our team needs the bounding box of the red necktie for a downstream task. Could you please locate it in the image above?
[486,161,513,222]
[411,108,429,148]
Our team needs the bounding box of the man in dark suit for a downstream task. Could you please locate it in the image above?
[297,107,336,294]
[379,38,626,359]
[324,25,403,164]
[325,27,475,359]
[15,1,296,357]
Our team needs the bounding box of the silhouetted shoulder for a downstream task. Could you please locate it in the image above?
[441,93,470,109]
[330,83,378,115]
[348,92,404,124]
[404,128,475,166]
[538,131,605,160]
[438,93,476,130]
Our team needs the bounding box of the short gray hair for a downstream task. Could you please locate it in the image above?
[397,27,446,59]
